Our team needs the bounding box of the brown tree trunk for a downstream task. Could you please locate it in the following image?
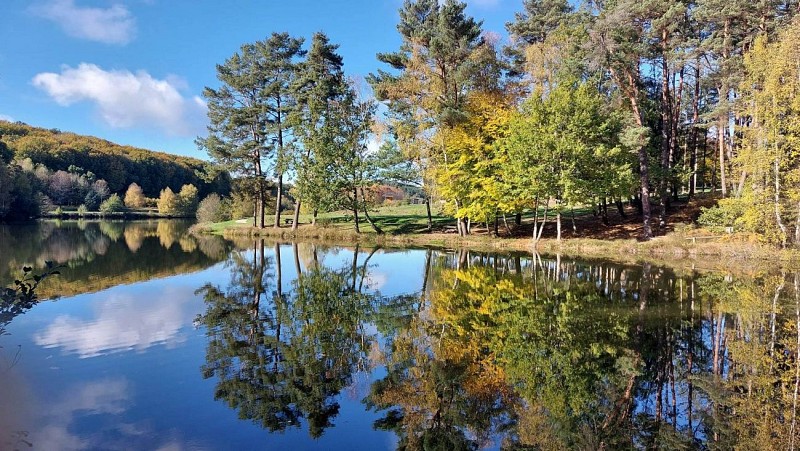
[360,187,383,234]
[292,200,301,231]
[659,36,672,228]
[353,188,361,234]
[689,62,701,197]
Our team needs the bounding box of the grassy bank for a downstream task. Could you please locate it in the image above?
[191,199,800,271]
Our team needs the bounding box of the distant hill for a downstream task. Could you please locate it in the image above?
[0,121,229,197]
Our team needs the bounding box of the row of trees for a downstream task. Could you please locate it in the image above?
[368,0,800,241]
[199,32,384,233]
[201,0,798,242]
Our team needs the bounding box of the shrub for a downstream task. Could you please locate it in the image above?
[77,204,88,216]
[697,198,745,232]
[196,193,230,223]
[99,194,126,214]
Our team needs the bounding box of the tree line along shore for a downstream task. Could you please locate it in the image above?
[4,0,800,257]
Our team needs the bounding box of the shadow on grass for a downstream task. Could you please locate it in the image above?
[371,214,454,235]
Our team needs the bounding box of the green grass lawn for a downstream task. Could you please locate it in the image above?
[223,203,454,235]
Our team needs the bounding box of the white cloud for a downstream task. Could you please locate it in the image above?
[33,284,202,358]
[32,63,207,136]
[32,0,136,45]
[0,114,14,122]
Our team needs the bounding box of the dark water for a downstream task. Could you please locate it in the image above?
[1,221,799,450]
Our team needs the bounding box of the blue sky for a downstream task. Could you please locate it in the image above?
[0,0,521,160]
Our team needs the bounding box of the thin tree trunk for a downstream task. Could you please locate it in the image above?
[616,198,627,219]
[274,173,283,227]
[689,61,701,197]
[556,204,562,242]
[795,201,800,246]
[353,189,361,234]
[360,187,383,234]
[502,213,512,235]
[292,200,301,231]
[718,20,730,197]
[293,242,301,277]
[609,66,653,239]
[659,35,673,228]
[274,99,285,228]
[570,206,577,234]
[274,242,282,300]
[775,152,787,247]
[425,196,433,232]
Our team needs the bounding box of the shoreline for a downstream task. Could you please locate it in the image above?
[191,222,800,274]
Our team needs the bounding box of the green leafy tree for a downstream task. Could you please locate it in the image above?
[502,80,632,241]
[99,193,126,214]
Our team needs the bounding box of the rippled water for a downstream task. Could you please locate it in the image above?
[1,220,799,450]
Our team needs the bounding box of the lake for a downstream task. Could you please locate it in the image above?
[0,220,797,450]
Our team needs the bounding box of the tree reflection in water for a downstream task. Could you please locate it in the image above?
[197,244,800,449]
[196,240,377,437]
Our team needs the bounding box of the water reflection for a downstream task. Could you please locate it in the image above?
[196,240,378,438]
[34,282,204,358]
[0,220,232,298]
[4,230,800,449]
[198,244,800,449]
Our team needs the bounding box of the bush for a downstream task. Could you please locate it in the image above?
[697,198,746,232]
[196,193,231,223]
[53,206,63,217]
[77,204,88,216]
[99,194,126,214]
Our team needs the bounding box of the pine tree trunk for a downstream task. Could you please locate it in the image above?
[659,34,673,228]
[274,101,285,228]
[274,174,283,228]
[689,62,701,197]
[609,65,653,240]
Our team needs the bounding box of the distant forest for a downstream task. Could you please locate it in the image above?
[0,122,229,197]
[0,121,230,220]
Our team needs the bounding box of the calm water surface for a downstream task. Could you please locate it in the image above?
[1,220,798,450]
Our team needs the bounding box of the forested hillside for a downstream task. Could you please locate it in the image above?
[0,121,229,197]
